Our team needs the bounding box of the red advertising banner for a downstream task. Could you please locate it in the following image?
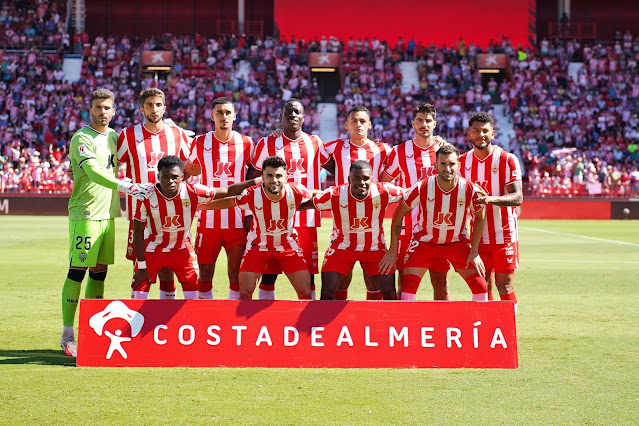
[309,52,340,68]
[476,53,509,69]
[77,300,517,368]
[141,50,174,67]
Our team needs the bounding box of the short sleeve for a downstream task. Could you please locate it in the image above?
[292,182,312,204]
[382,183,405,203]
[403,182,422,209]
[188,136,200,164]
[312,187,333,210]
[383,147,400,179]
[235,188,251,211]
[178,130,191,161]
[250,138,268,170]
[192,183,216,203]
[72,133,97,169]
[116,130,128,163]
[133,199,148,222]
[506,153,522,185]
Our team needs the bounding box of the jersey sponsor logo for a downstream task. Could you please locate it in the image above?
[162,214,184,229]
[89,301,145,360]
[433,212,454,229]
[182,199,191,209]
[420,166,433,179]
[349,217,370,232]
[288,159,306,177]
[265,219,287,235]
[213,162,235,180]
[458,197,465,207]
[147,151,165,169]
[475,181,490,192]
[106,154,115,169]
[78,144,87,155]
[492,164,499,174]
[505,244,515,256]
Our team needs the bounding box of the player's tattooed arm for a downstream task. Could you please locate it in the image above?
[476,181,523,207]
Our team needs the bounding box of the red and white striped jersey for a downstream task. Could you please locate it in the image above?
[134,183,216,253]
[117,123,192,220]
[251,133,328,227]
[236,182,312,252]
[459,146,522,244]
[189,130,254,230]
[405,175,483,244]
[323,138,392,185]
[314,182,404,251]
[383,139,442,236]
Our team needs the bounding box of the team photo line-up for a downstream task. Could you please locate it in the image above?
[59,87,522,357]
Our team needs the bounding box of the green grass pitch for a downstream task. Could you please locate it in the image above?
[0,216,637,424]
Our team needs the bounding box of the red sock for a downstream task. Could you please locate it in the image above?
[464,273,488,294]
[366,290,382,300]
[182,280,197,291]
[160,280,175,292]
[229,282,240,291]
[335,290,348,300]
[401,274,421,295]
[311,283,316,292]
[259,283,275,291]
[500,292,517,303]
[488,291,495,301]
[197,279,212,293]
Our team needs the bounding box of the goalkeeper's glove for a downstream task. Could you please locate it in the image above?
[117,179,155,201]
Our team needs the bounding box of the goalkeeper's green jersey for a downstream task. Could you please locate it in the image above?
[68,125,120,221]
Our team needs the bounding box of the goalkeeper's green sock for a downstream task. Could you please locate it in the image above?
[85,275,105,299]
[61,277,82,328]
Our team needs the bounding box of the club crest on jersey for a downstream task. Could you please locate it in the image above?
[79,251,87,262]
[458,197,465,207]
[492,164,499,174]
[512,169,520,177]
[373,199,381,209]
[288,201,296,210]
[147,152,165,169]
[182,199,191,209]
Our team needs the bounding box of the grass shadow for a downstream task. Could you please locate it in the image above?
[0,349,76,367]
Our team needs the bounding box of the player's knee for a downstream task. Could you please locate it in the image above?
[199,264,215,282]
[88,270,107,281]
[67,268,87,283]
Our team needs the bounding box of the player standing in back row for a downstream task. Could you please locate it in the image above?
[117,88,194,299]
[60,88,153,357]
[459,112,522,312]
[188,97,255,299]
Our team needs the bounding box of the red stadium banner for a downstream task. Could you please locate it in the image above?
[309,52,340,68]
[77,300,518,368]
[141,50,174,67]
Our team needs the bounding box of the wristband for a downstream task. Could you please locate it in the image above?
[254,177,263,185]
[136,260,147,269]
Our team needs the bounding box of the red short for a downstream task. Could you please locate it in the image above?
[403,240,474,271]
[194,227,247,264]
[399,235,450,272]
[263,226,319,275]
[145,246,198,284]
[125,220,136,261]
[240,247,308,275]
[479,242,519,274]
[322,246,392,276]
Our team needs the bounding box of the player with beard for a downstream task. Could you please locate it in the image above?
[379,144,489,301]
[247,99,328,300]
[459,112,522,312]
[188,97,255,299]
[201,156,315,300]
[117,88,195,299]
[381,103,451,300]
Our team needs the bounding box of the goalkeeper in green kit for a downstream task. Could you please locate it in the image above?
[60,88,153,357]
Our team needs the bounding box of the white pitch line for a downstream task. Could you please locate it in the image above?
[522,259,639,264]
[520,226,639,248]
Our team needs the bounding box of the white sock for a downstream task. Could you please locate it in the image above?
[228,289,240,300]
[514,302,518,315]
[198,290,213,299]
[183,291,198,300]
[472,292,488,301]
[401,292,417,301]
[159,290,176,299]
[133,291,149,300]
[62,326,74,339]
[258,288,275,300]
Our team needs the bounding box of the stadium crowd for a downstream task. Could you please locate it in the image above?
[1,0,638,196]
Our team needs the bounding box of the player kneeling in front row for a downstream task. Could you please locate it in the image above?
[132,156,259,299]
[200,156,315,300]
[379,144,489,300]
[313,161,403,300]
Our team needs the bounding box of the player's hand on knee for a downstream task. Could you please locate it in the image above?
[133,268,151,289]
[466,253,485,277]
